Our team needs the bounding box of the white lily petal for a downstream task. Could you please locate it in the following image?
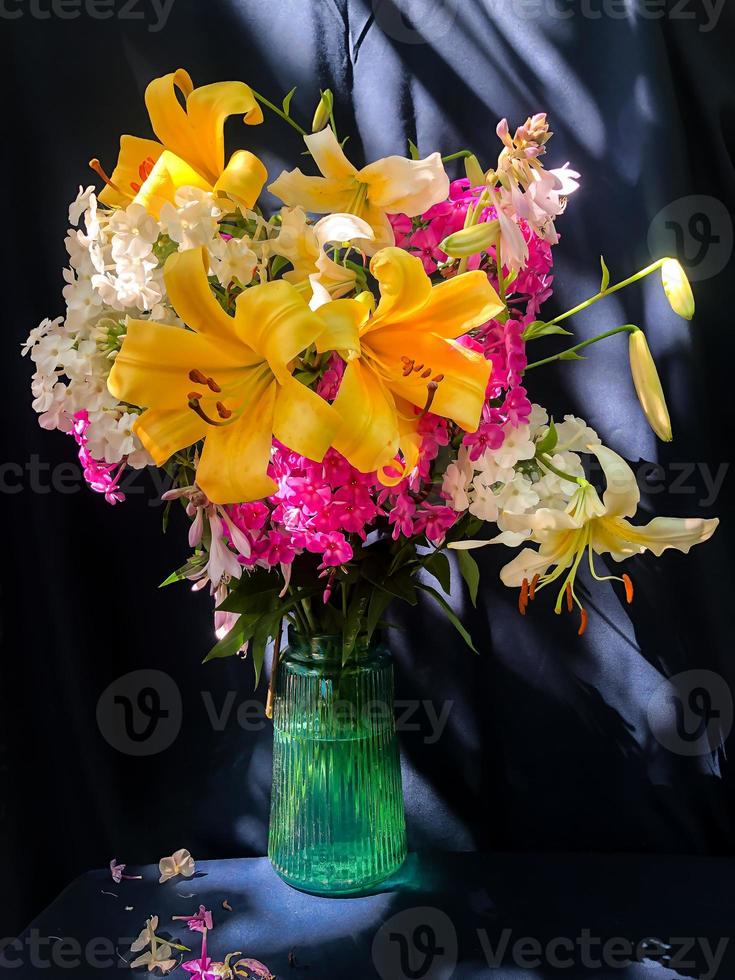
[588,444,639,518]
[358,152,449,215]
[313,212,374,247]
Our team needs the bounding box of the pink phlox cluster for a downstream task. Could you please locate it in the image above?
[71,410,126,504]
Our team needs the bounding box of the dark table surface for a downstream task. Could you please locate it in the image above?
[12,851,735,978]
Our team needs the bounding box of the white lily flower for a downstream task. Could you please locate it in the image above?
[452,444,718,633]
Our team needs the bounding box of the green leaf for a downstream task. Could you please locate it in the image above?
[363,564,418,605]
[408,138,420,160]
[417,583,478,653]
[456,550,480,607]
[282,86,297,116]
[251,614,280,687]
[600,255,610,293]
[558,350,586,361]
[159,554,207,587]
[269,255,290,278]
[522,320,574,341]
[423,551,451,594]
[366,588,393,643]
[343,580,371,663]
[534,417,558,456]
[203,616,254,662]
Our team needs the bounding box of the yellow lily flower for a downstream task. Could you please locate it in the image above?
[92,69,267,218]
[316,247,505,480]
[452,445,718,633]
[268,127,450,251]
[107,247,339,504]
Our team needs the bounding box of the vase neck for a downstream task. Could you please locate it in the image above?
[286,631,376,664]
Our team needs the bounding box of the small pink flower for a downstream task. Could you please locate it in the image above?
[109,858,142,883]
[408,226,445,274]
[312,531,353,567]
[172,906,213,934]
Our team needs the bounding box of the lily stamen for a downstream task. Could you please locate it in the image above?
[88,158,132,200]
[188,369,221,393]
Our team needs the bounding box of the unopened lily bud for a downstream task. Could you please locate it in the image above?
[629,329,672,442]
[311,89,333,133]
[661,259,694,320]
[440,221,499,258]
[464,154,486,188]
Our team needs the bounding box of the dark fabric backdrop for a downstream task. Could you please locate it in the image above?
[2,0,734,935]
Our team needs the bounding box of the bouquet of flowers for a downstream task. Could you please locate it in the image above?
[24,69,718,695]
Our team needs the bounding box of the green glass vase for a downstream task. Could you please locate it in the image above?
[268,632,407,895]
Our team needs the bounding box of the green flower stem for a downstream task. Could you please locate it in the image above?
[548,259,666,326]
[250,89,307,136]
[537,453,587,487]
[441,150,474,163]
[524,324,639,372]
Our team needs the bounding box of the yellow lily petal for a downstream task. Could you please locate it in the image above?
[369,329,491,432]
[268,169,355,214]
[418,271,505,339]
[133,150,211,218]
[164,249,256,361]
[332,360,399,473]
[186,80,263,180]
[233,280,322,383]
[358,151,449,216]
[315,298,365,354]
[196,378,278,504]
[107,319,242,410]
[273,376,340,462]
[97,136,164,209]
[366,248,432,329]
[377,400,421,486]
[304,128,358,180]
[146,71,262,185]
[133,408,208,467]
[213,149,268,210]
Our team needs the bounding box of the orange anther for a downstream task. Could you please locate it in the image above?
[529,574,539,600]
[578,608,588,636]
[565,582,573,613]
[622,573,634,604]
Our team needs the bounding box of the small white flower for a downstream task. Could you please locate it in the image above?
[68,185,96,227]
[496,473,539,515]
[38,382,75,432]
[30,332,75,375]
[442,446,473,512]
[21,316,64,357]
[31,371,59,412]
[209,235,258,287]
[160,187,221,250]
[158,848,196,884]
[108,203,159,260]
[489,423,536,469]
